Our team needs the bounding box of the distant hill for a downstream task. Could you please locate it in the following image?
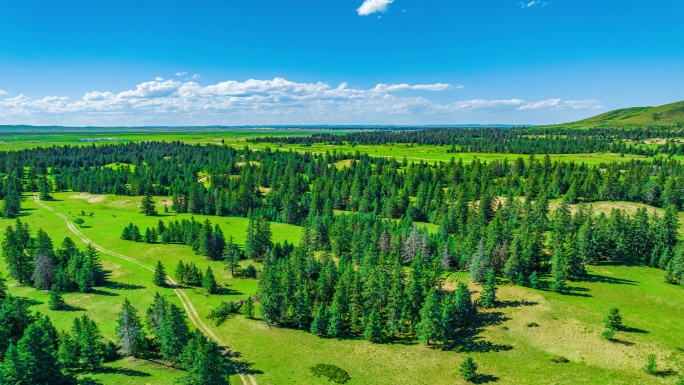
[543,100,684,129]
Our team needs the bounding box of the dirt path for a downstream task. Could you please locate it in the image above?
[34,195,257,385]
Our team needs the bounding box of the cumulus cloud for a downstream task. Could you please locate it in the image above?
[0,76,602,125]
[357,0,393,16]
[175,72,188,77]
[0,90,8,95]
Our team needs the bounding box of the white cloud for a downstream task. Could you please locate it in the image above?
[519,1,548,8]
[0,90,7,95]
[357,0,393,16]
[373,83,457,92]
[175,72,188,77]
[0,77,602,125]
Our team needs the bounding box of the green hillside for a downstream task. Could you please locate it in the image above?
[544,100,684,129]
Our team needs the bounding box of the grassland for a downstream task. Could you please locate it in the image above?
[1,192,682,384]
[541,100,684,129]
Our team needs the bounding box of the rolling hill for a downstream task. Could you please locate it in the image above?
[544,100,684,129]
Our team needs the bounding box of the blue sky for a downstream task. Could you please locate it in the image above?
[1,0,683,126]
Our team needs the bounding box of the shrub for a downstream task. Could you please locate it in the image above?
[207,301,239,326]
[551,356,570,363]
[601,329,615,341]
[242,264,257,279]
[526,322,540,328]
[310,364,351,384]
[643,354,657,375]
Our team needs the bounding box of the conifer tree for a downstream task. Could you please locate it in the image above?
[48,285,66,311]
[459,357,479,383]
[153,261,166,287]
[310,302,328,336]
[363,308,383,343]
[57,331,79,370]
[0,323,69,385]
[202,267,218,294]
[326,304,342,337]
[416,288,442,346]
[159,304,191,363]
[146,292,169,337]
[244,296,254,319]
[140,193,157,216]
[177,331,230,385]
[480,268,497,308]
[604,307,623,331]
[116,298,145,357]
[72,315,103,370]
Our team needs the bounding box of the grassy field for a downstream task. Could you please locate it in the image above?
[0,192,682,384]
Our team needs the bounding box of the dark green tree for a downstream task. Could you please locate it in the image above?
[459,357,479,383]
[202,267,218,294]
[153,261,167,287]
[480,268,497,308]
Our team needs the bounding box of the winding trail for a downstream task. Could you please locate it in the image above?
[34,195,257,385]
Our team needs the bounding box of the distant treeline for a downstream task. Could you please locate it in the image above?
[249,127,684,156]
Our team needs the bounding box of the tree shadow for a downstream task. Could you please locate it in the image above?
[95,366,151,377]
[621,326,648,334]
[78,377,102,385]
[18,297,43,307]
[582,274,638,285]
[226,349,264,376]
[59,303,86,312]
[90,289,119,297]
[444,312,513,353]
[609,338,635,346]
[652,369,678,377]
[105,281,145,291]
[496,300,538,308]
[478,374,501,383]
[217,286,244,296]
[560,286,592,297]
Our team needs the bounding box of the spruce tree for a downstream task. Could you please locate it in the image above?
[177,332,230,385]
[159,304,191,363]
[310,303,328,336]
[416,288,442,346]
[0,323,69,385]
[480,268,497,308]
[153,261,167,287]
[202,267,218,294]
[244,296,254,319]
[326,304,342,338]
[146,292,169,337]
[604,308,623,331]
[71,315,103,371]
[459,357,479,383]
[48,285,66,310]
[363,308,383,343]
[57,331,79,370]
[116,298,145,357]
[140,193,157,216]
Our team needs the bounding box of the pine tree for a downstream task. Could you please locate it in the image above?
[57,331,79,370]
[604,307,623,331]
[177,331,230,385]
[326,303,342,337]
[202,267,218,294]
[140,193,157,216]
[244,296,254,319]
[32,253,55,291]
[48,285,66,310]
[116,298,145,357]
[454,282,476,327]
[223,237,241,277]
[363,308,383,343]
[72,315,103,371]
[175,260,188,284]
[480,268,497,308]
[310,302,328,336]
[0,323,69,385]
[416,288,443,346]
[528,271,540,289]
[153,261,166,287]
[459,357,479,383]
[146,292,169,337]
[159,304,191,363]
